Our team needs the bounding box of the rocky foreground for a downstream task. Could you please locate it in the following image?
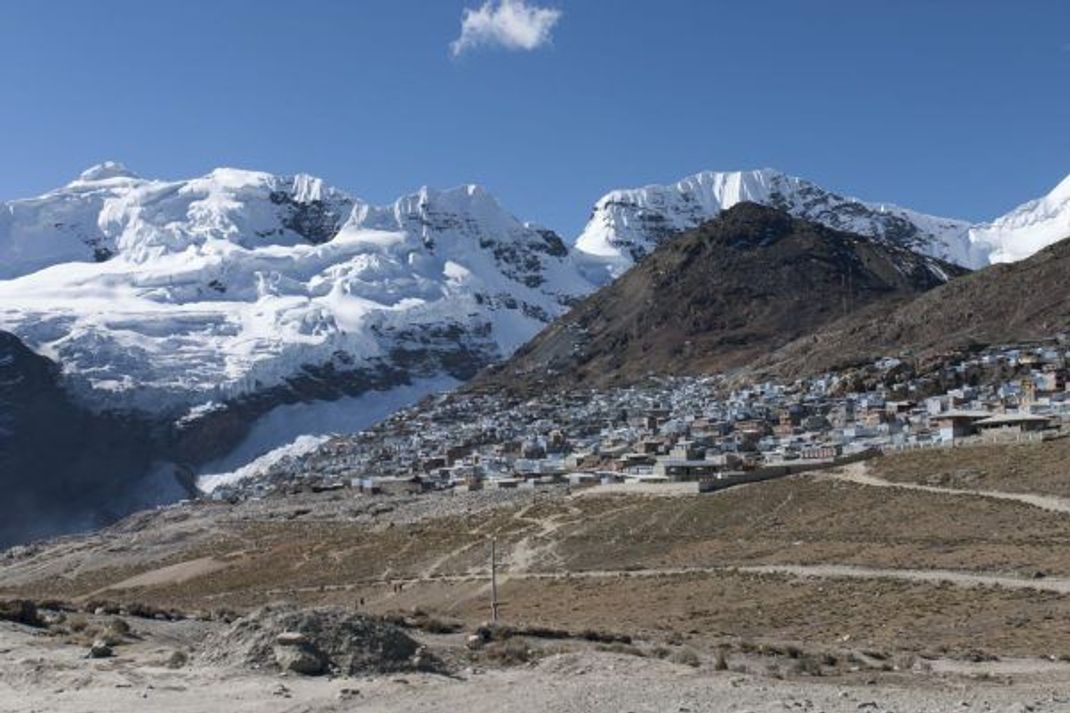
[2,605,1069,713]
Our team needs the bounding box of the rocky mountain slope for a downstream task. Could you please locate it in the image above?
[573,168,1070,281]
[757,231,1070,378]
[481,203,967,391]
[0,331,188,548]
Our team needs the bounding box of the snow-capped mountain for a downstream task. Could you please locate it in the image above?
[967,173,1070,264]
[0,163,589,414]
[0,163,595,487]
[573,168,981,282]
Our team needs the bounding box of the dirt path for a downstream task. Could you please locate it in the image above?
[91,556,231,595]
[233,560,1070,603]
[826,462,1070,514]
[736,563,1070,594]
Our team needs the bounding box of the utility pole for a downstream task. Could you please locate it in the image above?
[490,537,500,623]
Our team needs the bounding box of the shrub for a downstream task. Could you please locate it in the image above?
[597,642,645,658]
[669,647,701,668]
[484,638,532,666]
[0,600,44,628]
[792,654,823,677]
[579,629,632,644]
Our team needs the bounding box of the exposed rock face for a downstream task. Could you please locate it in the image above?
[268,189,349,245]
[482,203,967,391]
[0,331,192,548]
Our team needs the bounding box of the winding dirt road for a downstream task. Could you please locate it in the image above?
[825,461,1070,515]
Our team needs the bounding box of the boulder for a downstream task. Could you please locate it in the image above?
[88,640,113,659]
[273,643,327,676]
[0,599,43,627]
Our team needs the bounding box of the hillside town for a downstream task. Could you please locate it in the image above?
[210,338,1070,502]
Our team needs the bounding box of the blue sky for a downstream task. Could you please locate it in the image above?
[1,0,1067,236]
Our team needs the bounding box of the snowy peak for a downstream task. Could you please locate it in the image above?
[348,183,576,292]
[968,173,1070,264]
[102,167,358,259]
[2,167,577,285]
[574,168,977,281]
[73,161,142,184]
[351,183,514,238]
[0,166,363,278]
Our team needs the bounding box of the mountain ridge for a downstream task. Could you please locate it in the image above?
[573,168,1070,282]
[0,163,590,416]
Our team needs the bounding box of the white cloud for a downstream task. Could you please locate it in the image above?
[450,0,562,57]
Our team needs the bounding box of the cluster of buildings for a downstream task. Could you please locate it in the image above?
[211,340,1070,502]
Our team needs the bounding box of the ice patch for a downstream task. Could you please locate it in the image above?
[195,375,460,488]
[197,435,330,493]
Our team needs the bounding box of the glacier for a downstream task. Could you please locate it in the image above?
[0,164,590,415]
[194,374,459,492]
[967,173,1070,264]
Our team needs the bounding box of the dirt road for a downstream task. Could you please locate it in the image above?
[827,462,1070,514]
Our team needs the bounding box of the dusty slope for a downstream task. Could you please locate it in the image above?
[8,442,1070,710]
[4,622,1070,713]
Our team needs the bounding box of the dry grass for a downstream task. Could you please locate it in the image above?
[871,438,1070,498]
[8,446,1070,660]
